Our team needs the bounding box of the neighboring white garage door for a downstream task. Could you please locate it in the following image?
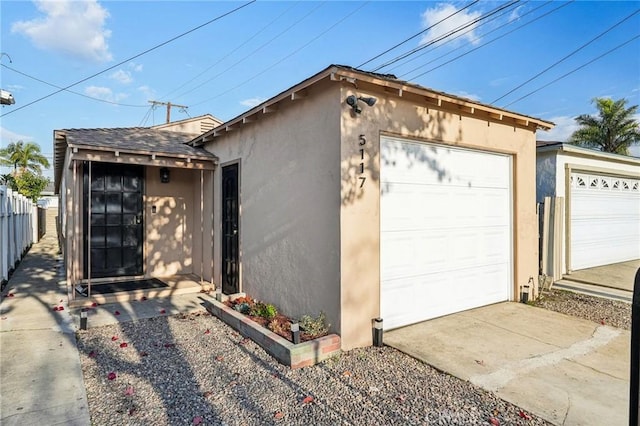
[380,136,513,330]
[570,172,640,271]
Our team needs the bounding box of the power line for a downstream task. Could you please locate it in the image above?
[405,0,574,81]
[357,0,480,69]
[173,2,326,102]
[503,34,640,108]
[372,0,521,73]
[138,106,154,127]
[190,1,370,108]
[1,64,148,107]
[385,0,534,74]
[397,1,553,77]
[492,8,640,104]
[159,1,302,102]
[0,0,256,118]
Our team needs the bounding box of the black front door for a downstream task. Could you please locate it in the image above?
[84,163,144,278]
[222,163,239,294]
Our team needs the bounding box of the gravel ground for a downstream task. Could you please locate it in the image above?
[532,289,631,330]
[77,311,548,426]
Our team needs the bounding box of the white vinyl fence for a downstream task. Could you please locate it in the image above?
[1,185,36,285]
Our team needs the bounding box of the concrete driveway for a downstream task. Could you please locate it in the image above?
[554,260,639,302]
[384,302,630,426]
[563,260,640,292]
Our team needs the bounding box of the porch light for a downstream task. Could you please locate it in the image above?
[345,94,377,114]
[160,167,170,183]
[291,322,300,345]
[373,318,383,347]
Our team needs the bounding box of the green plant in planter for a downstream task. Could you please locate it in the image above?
[251,302,278,320]
[299,311,330,338]
[233,302,251,314]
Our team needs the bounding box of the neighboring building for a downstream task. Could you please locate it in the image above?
[537,141,640,275]
[190,65,552,350]
[54,115,219,299]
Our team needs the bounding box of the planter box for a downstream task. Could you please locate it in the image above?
[204,299,341,369]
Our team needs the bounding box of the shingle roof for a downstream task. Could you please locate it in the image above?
[61,127,216,159]
[54,127,217,194]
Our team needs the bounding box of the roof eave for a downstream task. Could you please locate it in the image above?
[537,142,640,165]
[191,65,554,146]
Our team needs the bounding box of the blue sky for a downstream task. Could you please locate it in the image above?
[1,0,639,180]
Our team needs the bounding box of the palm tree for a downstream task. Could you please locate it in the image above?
[569,98,640,155]
[0,140,50,175]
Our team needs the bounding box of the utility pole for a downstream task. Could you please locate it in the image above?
[148,100,188,124]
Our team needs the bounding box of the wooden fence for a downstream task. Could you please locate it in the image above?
[0,185,37,286]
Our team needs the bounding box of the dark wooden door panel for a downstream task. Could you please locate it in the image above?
[84,163,143,278]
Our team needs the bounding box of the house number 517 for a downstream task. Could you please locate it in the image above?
[358,134,366,188]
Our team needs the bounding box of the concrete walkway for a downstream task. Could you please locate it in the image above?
[0,234,213,425]
[385,302,630,426]
[0,234,89,425]
[563,260,640,292]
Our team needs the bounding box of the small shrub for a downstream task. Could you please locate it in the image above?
[251,302,278,320]
[299,311,330,338]
[233,302,251,314]
[268,318,291,335]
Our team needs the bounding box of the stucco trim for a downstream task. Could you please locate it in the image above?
[564,162,640,179]
[537,142,640,166]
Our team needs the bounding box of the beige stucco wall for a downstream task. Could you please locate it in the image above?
[205,81,343,332]
[339,84,540,349]
[146,167,195,277]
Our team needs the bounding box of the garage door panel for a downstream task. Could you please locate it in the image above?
[381,137,512,330]
[383,263,510,330]
[381,230,449,281]
[570,172,640,270]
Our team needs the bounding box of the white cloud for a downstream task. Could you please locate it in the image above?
[240,97,266,108]
[137,85,156,99]
[538,115,577,142]
[7,84,25,92]
[508,5,525,23]
[0,127,32,145]
[11,0,112,63]
[129,62,143,72]
[453,90,481,102]
[84,85,128,102]
[420,3,481,46]
[489,77,510,88]
[110,69,133,84]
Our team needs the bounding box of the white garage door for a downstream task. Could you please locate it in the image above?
[380,136,512,330]
[570,172,640,270]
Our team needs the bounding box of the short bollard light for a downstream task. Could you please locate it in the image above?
[521,285,530,303]
[215,289,223,302]
[373,318,384,347]
[80,309,88,330]
[291,322,300,345]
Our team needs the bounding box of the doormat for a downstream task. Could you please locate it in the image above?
[75,278,168,296]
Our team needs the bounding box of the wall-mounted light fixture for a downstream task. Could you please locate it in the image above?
[345,94,377,114]
[160,167,170,183]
